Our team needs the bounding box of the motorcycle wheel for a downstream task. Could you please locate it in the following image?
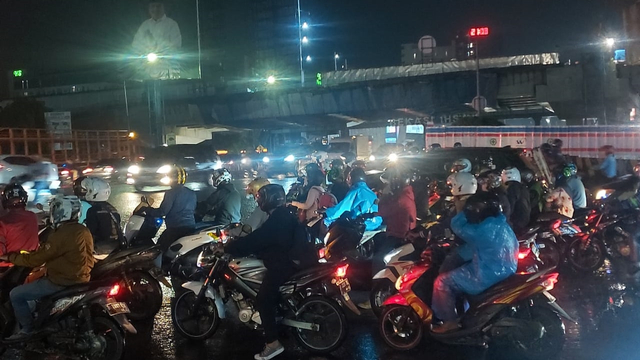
[293,296,347,353]
[536,238,561,270]
[508,306,565,360]
[566,238,605,272]
[370,279,397,317]
[92,316,126,360]
[379,305,423,351]
[171,290,220,341]
[117,271,163,321]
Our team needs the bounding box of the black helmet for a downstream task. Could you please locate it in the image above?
[349,168,367,184]
[256,184,286,213]
[73,176,89,198]
[463,192,502,224]
[304,162,322,176]
[2,184,28,209]
[331,158,345,170]
[389,169,411,193]
[520,168,535,184]
[306,168,325,187]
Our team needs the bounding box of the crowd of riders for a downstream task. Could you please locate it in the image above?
[0,140,629,359]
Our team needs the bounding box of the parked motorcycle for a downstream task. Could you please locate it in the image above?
[171,243,356,354]
[0,272,135,360]
[378,237,572,359]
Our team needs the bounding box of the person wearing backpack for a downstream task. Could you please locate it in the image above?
[226,184,313,360]
[290,169,326,221]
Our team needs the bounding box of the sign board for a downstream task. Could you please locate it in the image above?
[469,27,490,37]
[54,142,73,151]
[418,35,436,55]
[406,125,424,134]
[472,96,487,112]
[45,112,72,137]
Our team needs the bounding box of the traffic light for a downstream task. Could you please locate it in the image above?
[12,70,23,77]
[316,72,322,86]
[469,27,489,38]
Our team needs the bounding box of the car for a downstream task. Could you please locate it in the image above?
[82,158,130,182]
[126,144,220,192]
[0,155,60,190]
[263,144,315,177]
[376,147,528,181]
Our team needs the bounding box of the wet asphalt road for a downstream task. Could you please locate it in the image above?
[10,180,640,360]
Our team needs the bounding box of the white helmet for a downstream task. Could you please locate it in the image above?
[211,168,232,187]
[501,167,522,183]
[74,176,111,202]
[49,195,81,228]
[447,172,478,196]
[451,158,472,173]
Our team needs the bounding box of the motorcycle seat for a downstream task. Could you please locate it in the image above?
[465,274,530,306]
[536,212,571,222]
[573,207,595,220]
[92,245,154,270]
[46,279,115,301]
[287,263,335,283]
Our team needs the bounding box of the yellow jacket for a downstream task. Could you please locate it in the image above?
[9,222,95,286]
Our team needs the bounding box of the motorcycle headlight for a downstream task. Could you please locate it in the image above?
[284,155,295,162]
[156,165,172,174]
[214,160,223,170]
[128,165,140,174]
[388,153,398,162]
[263,156,270,163]
[196,248,217,268]
[369,155,376,161]
[595,189,613,200]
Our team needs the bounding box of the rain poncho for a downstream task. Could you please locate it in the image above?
[448,212,518,295]
[324,181,382,231]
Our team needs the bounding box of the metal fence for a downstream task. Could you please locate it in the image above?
[0,128,138,164]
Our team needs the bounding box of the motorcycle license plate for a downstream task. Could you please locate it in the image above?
[336,278,351,294]
[106,302,130,316]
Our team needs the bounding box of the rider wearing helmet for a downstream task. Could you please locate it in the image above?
[327,158,350,203]
[501,167,531,234]
[447,171,478,214]
[556,163,586,209]
[198,168,241,226]
[149,166,197,252]
[450,158,472,173]
[291,169,327,221]
[245,177,270,231]
[0,184,39,269]
[324,168,382,231]
[431,192,518,333]
[477,169,511,221]
[1,195,94,340]
[226,184,316,360]
[73,177,124,255]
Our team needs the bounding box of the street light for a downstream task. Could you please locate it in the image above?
[146,52,158,63]
[267,75,276,85]
[605,38,615,49]
[334,53,340,71]
[302,36,309,44]
[306,55,312,62]
[302,22,309,30]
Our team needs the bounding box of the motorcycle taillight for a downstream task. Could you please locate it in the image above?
[541,273,559,291]
[518,248,531,260]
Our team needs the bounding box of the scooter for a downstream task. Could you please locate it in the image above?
[378,237,573,360]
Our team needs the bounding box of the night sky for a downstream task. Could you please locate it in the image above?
[0,0,625,78]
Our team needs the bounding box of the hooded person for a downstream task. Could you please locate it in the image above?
[324,168,382,231]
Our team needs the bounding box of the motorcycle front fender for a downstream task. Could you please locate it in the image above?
[382,293,409,307]
[181,281,226,319]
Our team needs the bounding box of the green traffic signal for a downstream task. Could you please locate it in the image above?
[316,72,322,86]
[13,70,23,77]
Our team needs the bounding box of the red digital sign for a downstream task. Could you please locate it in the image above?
[469,27,490,37]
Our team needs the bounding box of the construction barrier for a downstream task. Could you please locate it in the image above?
[425,126,640,160]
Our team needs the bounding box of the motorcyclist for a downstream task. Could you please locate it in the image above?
[477,169,511,222]
[324,168,382,231]
[73,176,124,255]
[148,166,197,252]
[521,168,545,218]
[431,192,518,333]
[327,158,350,203]
[225,184,315,360]
[0,184,39,270]
[291,168,326,221]
[450,158,472,173]
[1,195,94,340]
[501,167,531,234]
[245,177,270,231]
[555,163,587,209]
[598,145,617,180]
[197,168,241,225]
[287,163,322,203]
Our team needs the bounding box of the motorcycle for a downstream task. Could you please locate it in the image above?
[378,237,572,360]
[171,243,356,354]
[0,272,135,360]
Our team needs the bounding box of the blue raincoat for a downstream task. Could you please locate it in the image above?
[449,212,518,295]
[324,181,382,231]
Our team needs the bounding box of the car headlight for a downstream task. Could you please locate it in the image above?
[369,155,376,161]
[284,155,295,162]
[160,176,171,185]
[213,160,223,170]
[241,158,249,165]
[128,165,140,174]
[388,153,398,162]
[156,165,172,174]
[263,156,270,163]
[595,189,613,200]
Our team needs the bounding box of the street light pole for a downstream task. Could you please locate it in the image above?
[334,53,339,71]
[196,0,202,79]
[475,40,481,115]
[297,0,304,87]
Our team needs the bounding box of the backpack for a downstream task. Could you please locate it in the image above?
[289,214,319,269]
[318,191,337,210]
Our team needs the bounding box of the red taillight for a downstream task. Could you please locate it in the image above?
[61,170,70,176]
[104,166,114,173]
[318,248,326,259]
[551,220,561,230]
[335,264,349,278]
[518,248,531,260]
[108,284,121,297]
[541,273,559,291]
[0,164,5,171]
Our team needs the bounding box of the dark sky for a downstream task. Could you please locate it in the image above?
[0,0,625,78]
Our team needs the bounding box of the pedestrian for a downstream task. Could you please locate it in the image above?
[598,145,617,180]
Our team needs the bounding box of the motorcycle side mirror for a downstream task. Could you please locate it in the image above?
[35,203,44,211]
